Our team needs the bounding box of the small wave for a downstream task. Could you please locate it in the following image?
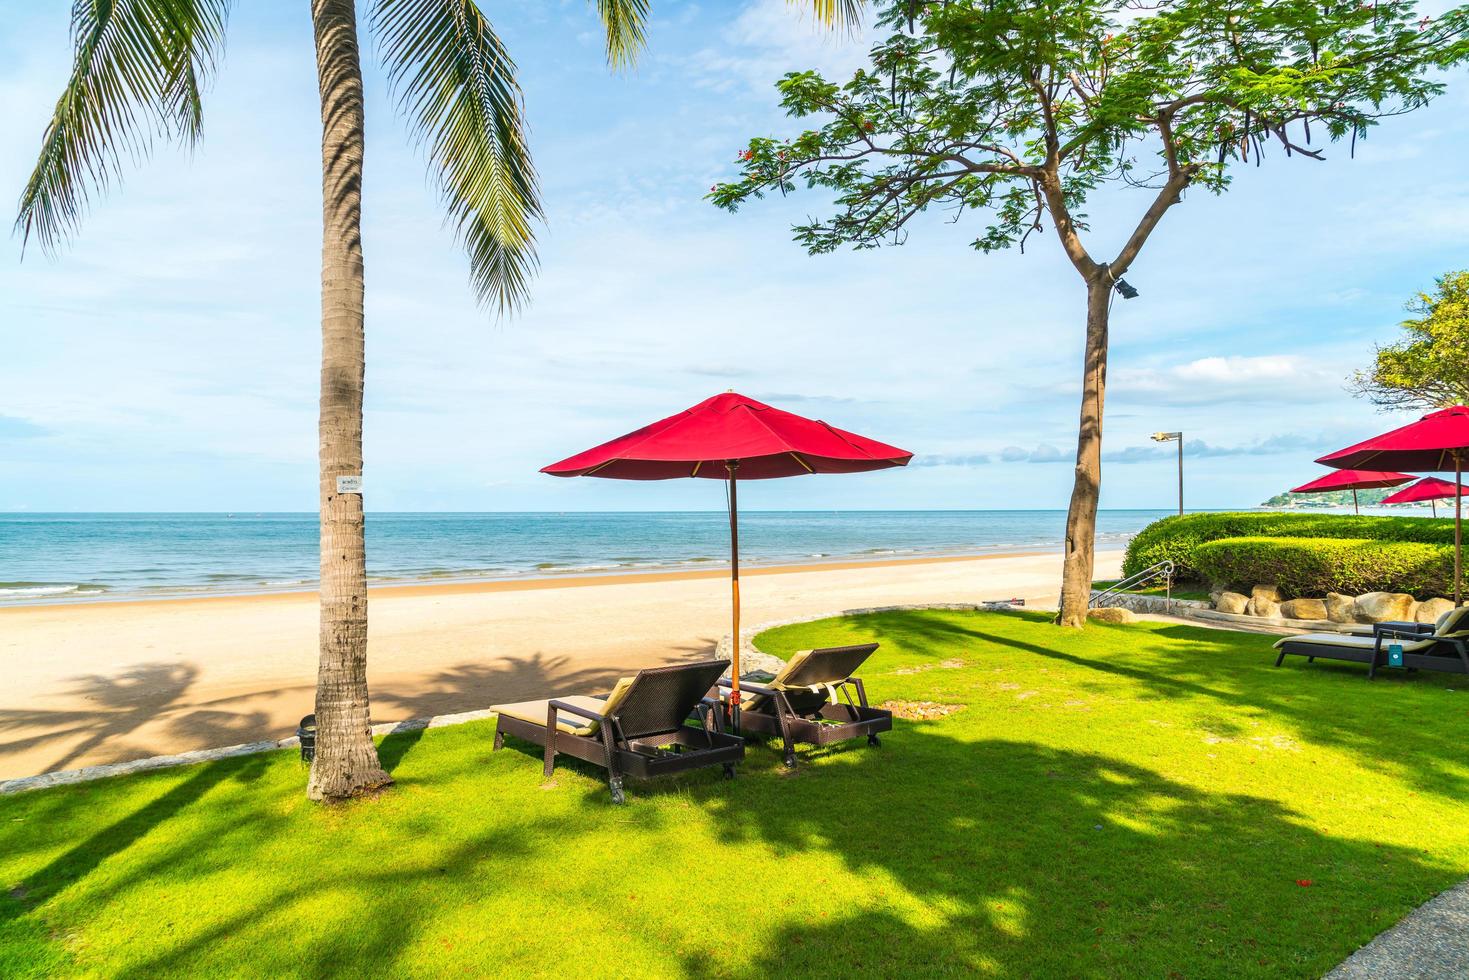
[262,579,310,587]
[0,582,107,598]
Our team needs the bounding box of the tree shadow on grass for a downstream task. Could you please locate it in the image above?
[838,609,1469,801]
[0,713,1460,977]
[686,729,1464,978]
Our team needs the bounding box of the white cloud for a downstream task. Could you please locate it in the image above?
[1112,355,1351,406]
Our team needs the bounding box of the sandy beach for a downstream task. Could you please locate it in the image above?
[0,549,1120,780]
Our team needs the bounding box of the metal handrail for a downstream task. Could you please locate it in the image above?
[1090,560,1175,608]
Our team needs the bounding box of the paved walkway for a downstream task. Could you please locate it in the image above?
[1327,879,1469,979]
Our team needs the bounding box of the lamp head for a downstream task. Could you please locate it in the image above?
[1114,278,1139,299]
[1151,431,1182,442]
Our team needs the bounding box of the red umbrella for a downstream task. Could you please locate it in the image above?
[542,391,913,726]
[1289,468,1415,515]
[1381,477,1469,517]
[1318,405,1469,604]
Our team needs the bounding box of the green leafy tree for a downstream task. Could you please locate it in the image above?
[1352,270,1469,411]
[17,0,862,800]
[710,0,1469,626]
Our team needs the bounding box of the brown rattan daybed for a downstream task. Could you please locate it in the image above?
[492,659,743,804]
[1273,608,1469,679]
[717,643,892,768]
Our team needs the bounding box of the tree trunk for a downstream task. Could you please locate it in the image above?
[306,0,390,801]
[1056,277,1112,627]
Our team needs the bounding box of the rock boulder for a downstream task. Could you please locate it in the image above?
[1214,591,1249,615]
[1325,593,1357,623]
[1354,592,1417,623]
[1416,597,1455,625]
[1087,606,1136,624]
[1247,598,1282,619]
[1251,584,1283,605]
[1279,598,1328,621]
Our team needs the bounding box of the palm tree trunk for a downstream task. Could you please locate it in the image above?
[306,0,390,801]
[1056,278,1112,627]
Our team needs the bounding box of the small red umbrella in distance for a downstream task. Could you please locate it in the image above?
[1288,469,1415,515]
[1317,405,1469,604]
[1381,477,1469,518]
[542,391,913,727]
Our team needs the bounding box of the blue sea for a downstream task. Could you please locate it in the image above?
[0,511,1173,604]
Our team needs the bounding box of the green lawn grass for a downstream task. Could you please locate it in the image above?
[3,610,1467,977]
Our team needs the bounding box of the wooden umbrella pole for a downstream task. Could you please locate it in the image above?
[727,460,741,732]
[1353,488,1359,515]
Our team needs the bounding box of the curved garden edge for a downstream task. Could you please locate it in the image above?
[716,600,1030,673]
[3,601,1028,796]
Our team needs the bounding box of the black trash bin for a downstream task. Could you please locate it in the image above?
[296,714,317,763]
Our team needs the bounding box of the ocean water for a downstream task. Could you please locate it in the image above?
[0,511,1172,604]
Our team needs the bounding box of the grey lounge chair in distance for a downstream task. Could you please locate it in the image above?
[718,643,893,768]
[493,659,743,803]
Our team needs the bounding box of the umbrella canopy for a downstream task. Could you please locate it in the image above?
[542,391,913,728]
[1289,469,1415,493]
[1289,468,1416,516]
[1316,405,1469,472]
[1318,405,1469,605]
[542,391,912,480]
[1381,478,1469,505]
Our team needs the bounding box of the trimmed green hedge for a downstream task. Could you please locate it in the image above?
[1123,512,1457,581]
[1192,536,1454,599]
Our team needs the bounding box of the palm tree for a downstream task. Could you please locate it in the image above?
[16,0,863,801]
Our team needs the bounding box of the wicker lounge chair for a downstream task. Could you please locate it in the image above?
[718,643,892,768]
[1273,608,1469,679]
[492,660,742,803]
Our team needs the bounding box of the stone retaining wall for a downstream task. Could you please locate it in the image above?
[1088,592,1212,616]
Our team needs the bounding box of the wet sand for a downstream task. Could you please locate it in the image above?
[0,549,1121,780]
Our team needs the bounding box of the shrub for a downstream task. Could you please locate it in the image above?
[1123,511,1457,580]
[1191,536,1454,599]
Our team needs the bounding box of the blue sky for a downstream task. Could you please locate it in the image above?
[2,0,1467,513]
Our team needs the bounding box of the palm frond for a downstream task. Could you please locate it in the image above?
[15,0,231,253]
[797,0,866,32]
[592,0,650,70]
[371,0,540,314]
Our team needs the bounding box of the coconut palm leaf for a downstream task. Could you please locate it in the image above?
[15,0,231,253]
[372,0,862,314]
[593,0,651,69]
[801,0,867,31]
[371,0,543,314]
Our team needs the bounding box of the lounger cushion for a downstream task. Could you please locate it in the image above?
[770,649,816,689]
[494,676,636,736]
[1273,633,1436,652]
[1438,606,1469,634]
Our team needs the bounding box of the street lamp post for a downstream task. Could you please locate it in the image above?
[1152,431,1183,515]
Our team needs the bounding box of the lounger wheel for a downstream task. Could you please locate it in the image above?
[867,733,882,748]
[608,776,626,805]
[782,751,798,769]
[722,763,736,780]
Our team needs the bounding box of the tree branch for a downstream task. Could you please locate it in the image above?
[1110,163,1201,276]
